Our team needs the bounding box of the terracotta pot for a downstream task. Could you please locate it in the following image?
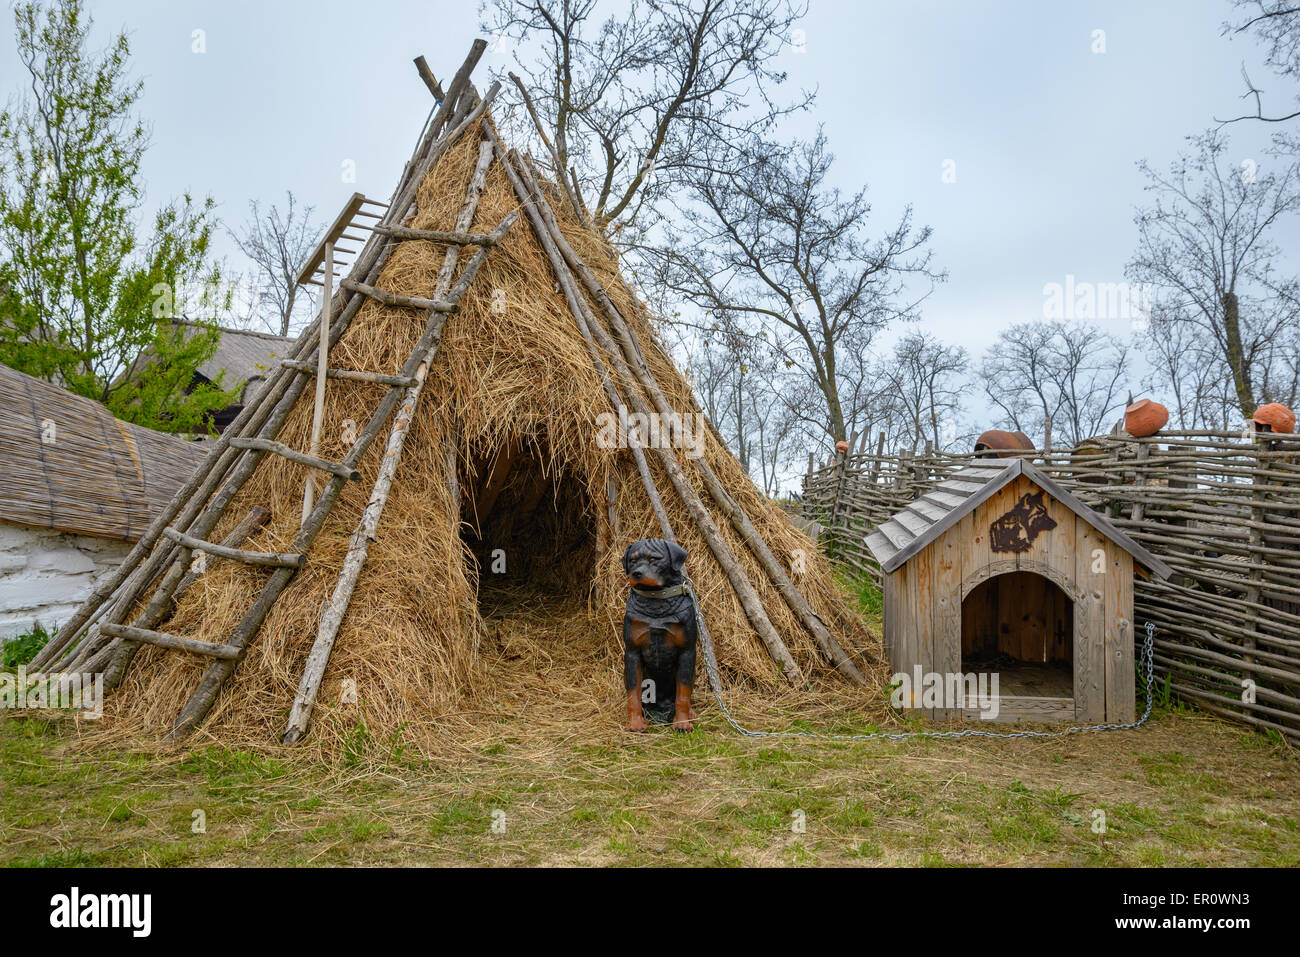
[974,429,1034,458]
[1252,402,1296,434]
[834,440,851,453]
[1125,398,1169,438]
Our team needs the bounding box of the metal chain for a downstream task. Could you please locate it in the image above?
[687,576,1156,741]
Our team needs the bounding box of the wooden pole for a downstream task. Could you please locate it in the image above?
[303,242,333,525]
[510,153,865,678]
[282,144,509,744]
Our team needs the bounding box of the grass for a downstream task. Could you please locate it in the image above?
[4,572,1295,867]
[1,623,51,670]
[1,703,1296,867]
[836,568,883,623]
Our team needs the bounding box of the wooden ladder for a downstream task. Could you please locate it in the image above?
[35,47,511,742]
[101,200,513,739]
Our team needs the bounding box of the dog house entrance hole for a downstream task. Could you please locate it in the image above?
[960,571,1073,698]
[459,439,595,607]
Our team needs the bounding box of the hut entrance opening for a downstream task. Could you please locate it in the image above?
[459,438,595,612]
[961,571,1073,698]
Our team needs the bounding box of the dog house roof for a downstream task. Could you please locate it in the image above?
[864,457,1174,578]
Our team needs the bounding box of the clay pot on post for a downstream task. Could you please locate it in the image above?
[974,429,1035,458]
[1252,402,1296,435]
[1124,398,1169,438]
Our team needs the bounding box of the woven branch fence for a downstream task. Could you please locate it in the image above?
[802,429,1300,744]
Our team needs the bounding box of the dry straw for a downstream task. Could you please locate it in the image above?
[85,118,887,758]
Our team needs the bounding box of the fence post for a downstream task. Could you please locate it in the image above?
[1244,430,1266,672]
[827,442,852,546]
[1130,439,1149,523]
[867,432,885,487]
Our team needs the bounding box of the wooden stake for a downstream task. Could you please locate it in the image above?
[512,153,866,678]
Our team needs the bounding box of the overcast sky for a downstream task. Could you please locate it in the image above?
[1,0,1296,370]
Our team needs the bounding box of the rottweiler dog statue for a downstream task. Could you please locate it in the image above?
[622,538,698,732]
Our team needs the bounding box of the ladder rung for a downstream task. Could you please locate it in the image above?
[100,623,241,660]
[162,527,306,569]
[372,224,503,247]
[230,437,361,481]
[341,278,450,312]
[279,359,418,388]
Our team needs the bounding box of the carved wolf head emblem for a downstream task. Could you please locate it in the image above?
[989,490,1057,553]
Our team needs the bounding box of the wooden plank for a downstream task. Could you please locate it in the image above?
[894,507,932,537]
[959,695,1074,723]
[1105,542,1136,722]
[911,544,936,717]
[1074,516,1107,722]
[932,529,963,720]
[1044,502,1076,664]
[910,498,951,523]
[878,518,915,550]
[882,571,898,671]
[865,530,898,566]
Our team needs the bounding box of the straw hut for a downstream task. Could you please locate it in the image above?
[0,363,208,640]
[35,43,879,752]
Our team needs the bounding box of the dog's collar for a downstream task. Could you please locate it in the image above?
[630,583,689,600]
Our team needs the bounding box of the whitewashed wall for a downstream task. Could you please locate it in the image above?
[0,523,129,642]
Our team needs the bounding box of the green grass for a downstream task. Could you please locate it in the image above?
[836,569,883,625]
[2,623,52,670]
[1,704,1296,867]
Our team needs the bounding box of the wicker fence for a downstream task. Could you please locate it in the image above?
[802,429,1300,744]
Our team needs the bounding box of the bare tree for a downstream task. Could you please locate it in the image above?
[481,0,811,237]
[649,130,942,447]
[1221,1,1300,124]
[1140,301,1252,429]
[883,332,970,453]
[230,190,321,337]
[980,322,1060,442]
[1126,129,1300,418]
[676,319,806,493]
[980,321,1129,447]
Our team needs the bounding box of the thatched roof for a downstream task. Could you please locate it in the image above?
[0,362,209,541]
[181,321,294,404]
[120,320,295,407]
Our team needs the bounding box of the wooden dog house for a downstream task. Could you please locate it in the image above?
[865,458,1172,723]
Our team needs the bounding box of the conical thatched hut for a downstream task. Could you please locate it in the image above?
[34,43,880,753]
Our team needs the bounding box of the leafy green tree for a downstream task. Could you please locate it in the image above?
[0,0,237,433]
